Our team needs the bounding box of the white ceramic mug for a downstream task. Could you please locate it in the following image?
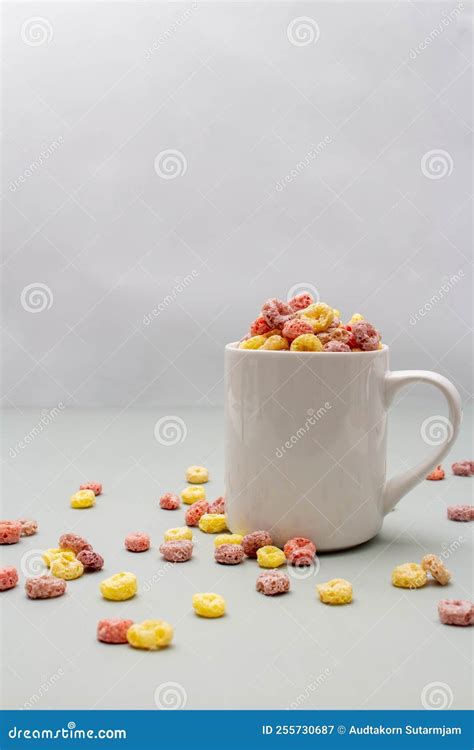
[224,344,462,551]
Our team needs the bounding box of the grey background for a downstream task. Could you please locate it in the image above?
[1,0,472,408]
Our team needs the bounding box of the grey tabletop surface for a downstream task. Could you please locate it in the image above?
[1,397,472,711]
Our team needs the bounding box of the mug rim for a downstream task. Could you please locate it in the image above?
[226,342,388,356]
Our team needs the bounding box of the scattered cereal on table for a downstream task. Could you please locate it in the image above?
[426,465,445,481]
[256,570,290,596]
[214,534,243,547]
[447,505,473,522]
[185,465,209,484]
[59,533,92,554]
[214,543,245,565]
[317,578,353,605]
[18,519,38,536]
[97,618,134,644]
[192,592,226,618]
[42,548,76,567]
[159,493,180,510]
[100,572,137,601]
[452,461,472,477]
[80,482,102,496]
[125,532,150,553]
[159,540,193,562]
[50,557,84,580]
[0,520,22,545]
[198,514,228,534]
[208,496,225,515]
[127,620,173,650]
[185,500,209,527]
[70,489,95,509]
[181,486,206,505]
[242,530,272,558]
[256,545,286,568]
[164,527,193,542]
[438,599,474,626]
[0,566,19,591]
[25,575,67,599]
[283,537,316,562]
[421,554,451,585]
[391,563,427,589]
[77,549,104,571]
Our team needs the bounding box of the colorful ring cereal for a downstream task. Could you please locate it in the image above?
[198,514,228,534]
[186,465,209,484]
[25,575,67,599]
[447,505,473,522]
[391,563,427,589]
[261,298,294,329]
[351,322,380,351]
[76,549,104,571]
[0,566,19,591]
[164,527,193,542]
[256,545,286,568]
[317,578,353,605]
[97,618,134,644]
[159,540,193,562]
[290,334,323,352]
[125,532,150,553]
[80,482,102,496]
[192,592,226,618]
[127,620,173,650]
[421,554,451,585]
[42,548,76,567]
[288,293,314,312]
[214,534,243,547]
[296,303,334,333]
[159,492,180,510]
[256,570,290,596]
[208,496,225,515]
[241,530,272,558]
[50,557,84,580]
[283,537,316,559]
[214,543,245,565]
[452,461,471,476]
[324,341,351,352]
[181,486,206,505]
[250,316,272,336]
[239,335,266,350]
[282,318,314,341]
[185,500,209,527]
[59,533,92,555]
[438,599,474,627]
[70,489,95,509]
[100,572,137,601]
[348,313,364,325]
[18,519,38,536]
[0,520,22,545]
[426,465,445,481]
[260,335,289,351]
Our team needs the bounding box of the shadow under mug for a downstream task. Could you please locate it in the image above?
[224,343,462,551]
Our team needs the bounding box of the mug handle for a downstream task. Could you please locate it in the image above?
[382,370,462,514]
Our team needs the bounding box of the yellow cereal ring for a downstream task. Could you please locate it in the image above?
[239,335,266,350]
[296,303,334,333]
[317,578,353,605]
[260,335,289,351]
[290,334,323,352]
[181,486,206,505]
[333,308,341,318]
[214,533,243,547]
[100,572,138,601]
[263,329,282,338]
[127,619,173,650]
[185,465,209,484]
[50,557,84,580]
[257,545,286,568]
[348,313,364,325]
[42,548,76,567]
[198,514,228,533]
[391,563,427,589]
[70,489,95,509]
[164,526,193,542]
[192,592,226,618]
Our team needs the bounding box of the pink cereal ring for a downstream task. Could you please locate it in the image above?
[159,540,193,562]
[261,298,295,329]
[159,493,180,510]
[97,618,134,644]
[288,293,314,312]
[208,496,225,515]
[282,318,314,341]
[125,532,150,552]
[250,317,272,336]
[59,533,92,554]
[256,570,290,596]
[447,505,473,522]
[242,530,272,558]
[185,499,209,526]
[18,519,38,536]
[214,543,245,565]
[0,520,22,545]
[76,549,104,571]
[438,599,474,626]
[80,482,102,495]
[25,575,67,599]
[452,461,471,476]
[0,566,19,591]
[324,341,351,352]
[283,537,316,557]
[351,321,380,351]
